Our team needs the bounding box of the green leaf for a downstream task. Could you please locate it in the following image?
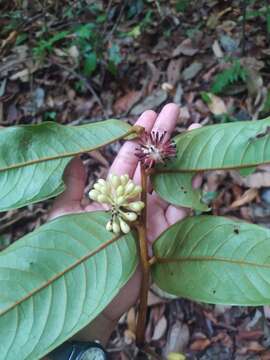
[151,172,209,211]
[76,23,95,40]
[153,118,270,209]
[49,31,70,45]
[0,211,138,360]
[171,118,270,171]
[175,0,190,12]
[211,60,247,94]
[0,120,133,211]
[152,215,270,305]
[108,44,122,66]
[238,167,256,177]
[83,52,97,76]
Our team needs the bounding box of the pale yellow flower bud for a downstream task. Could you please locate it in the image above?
[98,179,106,186]
[119,217,130,234]
[125,182,135,194]
[88,175,144,234]
[94,183,107,194]
[89,190,99,201]
[122,212,137,222]
[127,201,145,212]
[134,185,142,194]
[94,183,102,191]
[116,185,125,196]
[97,194,109,203]
[120,174,129,185]
[112,220,120,234]
[116,196,125,205]
[129,185,142,198]
[109,174,120,188]
[106,220,113,232]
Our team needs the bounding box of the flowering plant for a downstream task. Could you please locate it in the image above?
[1,113,270,359]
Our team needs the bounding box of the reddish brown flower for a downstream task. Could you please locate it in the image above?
[135,131,176,169]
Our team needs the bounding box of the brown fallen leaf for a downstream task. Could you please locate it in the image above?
[164,321,189,355]
[190,338,211,351]
[212,332,233,349]
[237,341,265,354]
[236,330,264,341]
[124,329,136,345]
[90,150,110,168]
[127,307,136,334]
[152,315,167,341]
[212,40,224,58]
[245,172,270,188]
[207,93,227,115]
[230,188,258,208]
[148,290,167,306]
[0,30,17,52]
[130,89,167,116]
[113,90,142,114]
[167,58,184,86]
[172,38,198,57]
[264,305,270,319]
[262,351,270,360]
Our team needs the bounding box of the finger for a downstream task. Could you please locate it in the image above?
[151,103,180,137]
[133,103,180,184]
[49,157,86,218]
[149,191,169,211]
[192,173,202,188]
[147,194,169,244]
[165,205,189,226]
[109,110,157,177]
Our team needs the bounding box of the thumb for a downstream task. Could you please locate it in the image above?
[49,157,86,219]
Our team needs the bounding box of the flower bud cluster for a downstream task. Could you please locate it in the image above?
[89,174,144,234]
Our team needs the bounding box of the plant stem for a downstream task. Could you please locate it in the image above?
[149,256,157,266]
[135,165,150,347]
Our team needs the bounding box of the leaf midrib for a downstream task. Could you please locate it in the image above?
[155,255,270,269]
[0,128,135,173]
[0,233,123,318]
[155,161,270,172]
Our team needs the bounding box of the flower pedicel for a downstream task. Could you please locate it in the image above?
[89,174,144,234]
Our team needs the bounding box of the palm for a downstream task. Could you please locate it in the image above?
[49,104,200,333]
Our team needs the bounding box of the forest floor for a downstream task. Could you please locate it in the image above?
[1,1,270,359]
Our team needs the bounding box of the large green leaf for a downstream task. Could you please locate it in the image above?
[152,215,270,305]
[151,172,209,211]
[0,120,133,211]
[162,118,270,171]
[153,118,270,209]
[0,211,138,360]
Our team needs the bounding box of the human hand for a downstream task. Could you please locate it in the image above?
[49,103,201,345]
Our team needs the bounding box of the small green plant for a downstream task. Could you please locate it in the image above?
[211,60,247,94]
[43,111,57,122]
[0,10,24,34]
[73,23,98,76]
[33,31,70,59]
[175,0,190,13]
[2,116,270,358]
